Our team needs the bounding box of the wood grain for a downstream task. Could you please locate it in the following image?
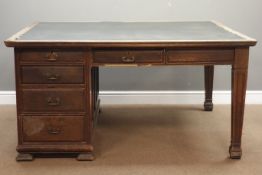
[5,21,257,161]
[21,66,84,84]
[22,115,85,142]
[230,47,249,159]
[204,65,214,111]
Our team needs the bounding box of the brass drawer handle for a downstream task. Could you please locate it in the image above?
[46,73,60,81]
[47,128,61,135]
[46,97,61,106]
[121,56,135,63]
[46,52,58,61]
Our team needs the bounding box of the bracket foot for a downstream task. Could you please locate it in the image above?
[16,153,34,161]
[76,153,95,161]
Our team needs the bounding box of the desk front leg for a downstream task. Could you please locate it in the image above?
[230,48,249,159]
[204,65,214,111]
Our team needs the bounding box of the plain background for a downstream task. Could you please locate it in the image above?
[0,0,261,91]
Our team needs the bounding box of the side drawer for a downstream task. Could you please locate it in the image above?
[21,66,85,84]
[22,115,85,142]
[93,49,164,64]
[166,49,234,64]
[19,49,85,63]
[21,88,85,113]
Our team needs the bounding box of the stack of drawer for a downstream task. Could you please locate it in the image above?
[16,48,90,152]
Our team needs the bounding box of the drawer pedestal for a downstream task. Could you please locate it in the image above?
[15,48,96,161]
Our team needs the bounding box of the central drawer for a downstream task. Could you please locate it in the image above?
[93,48,164,64]
[21,66,84,84]
[22,115,85,142]
[21,88,85,113]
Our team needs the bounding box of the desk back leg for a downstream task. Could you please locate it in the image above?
[204,65,214,111]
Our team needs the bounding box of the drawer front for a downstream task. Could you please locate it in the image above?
[167,49,234,64]
[22,116,85,142]
[21,66,84,84]
[93,49,164,64]
[21,89,85,113]
[19,49,85,63]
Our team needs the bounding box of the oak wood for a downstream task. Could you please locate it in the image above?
[4,21,257,160]
[93,99,101,128]
[19,48,85,63]
[13,47,93,160]
[21,88,86,113]
[77,153,95,161]
[6,41,257,48]
[230,47,249,159]
[16,153,34,161]
[167,48,234,65]
[21,66,84,84]
[12,47,254,160]
[22,115,85,142]
[204,65,214,111]
[93,48,164,64]
[17,144,93,152]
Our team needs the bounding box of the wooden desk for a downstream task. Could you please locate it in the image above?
[5,21,257,161]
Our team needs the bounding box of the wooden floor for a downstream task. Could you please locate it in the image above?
[0,104,262,175]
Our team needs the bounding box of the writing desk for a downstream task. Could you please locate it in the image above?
[5,21,257,161]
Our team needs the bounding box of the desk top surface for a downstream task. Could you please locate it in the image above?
[5,21,256,47]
